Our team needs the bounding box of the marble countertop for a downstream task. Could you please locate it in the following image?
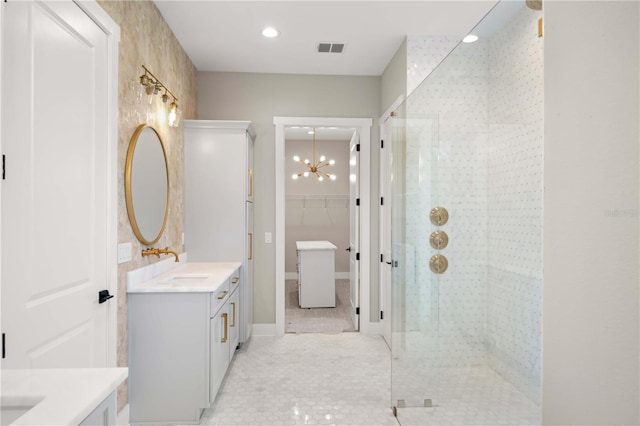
[127,262,241,293]
[1,367,127,425]
[296,241,338,251]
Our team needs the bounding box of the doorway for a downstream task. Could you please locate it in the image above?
[274,117,373,336]
[284,127,357,333]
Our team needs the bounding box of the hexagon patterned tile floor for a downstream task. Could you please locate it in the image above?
[197,333,540,426]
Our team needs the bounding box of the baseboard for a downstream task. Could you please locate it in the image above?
[285,272,350,280]
[117,403,129,425]
[252,323,276,336]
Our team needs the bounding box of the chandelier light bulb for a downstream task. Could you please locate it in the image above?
[303,171,309,177]
[318,176,324,181]
[293,155,300,162]
[304,159,310,165]
[292,174,299,180]
[329,159,335,165]
[319,155,326,162]
[330,174,336,181]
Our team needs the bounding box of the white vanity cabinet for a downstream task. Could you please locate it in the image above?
[184,120,255,344]
[128,263,240,425]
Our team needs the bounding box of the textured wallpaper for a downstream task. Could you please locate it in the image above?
[97,0,197,410]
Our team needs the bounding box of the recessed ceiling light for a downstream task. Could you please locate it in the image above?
[463,34,479,43]
[262,27,279,38]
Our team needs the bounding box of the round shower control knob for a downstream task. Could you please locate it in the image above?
[429,254,448,274]
[429,207,449,226]
[429,230,449,250]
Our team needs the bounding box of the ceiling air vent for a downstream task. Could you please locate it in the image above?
[317,42,346,54]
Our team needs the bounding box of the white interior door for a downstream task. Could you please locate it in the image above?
[1,1,111,368]
[349,131,360,331]
[379,118,392,347]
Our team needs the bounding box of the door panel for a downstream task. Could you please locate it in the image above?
[349,131,360,331]
[1,1,110,368]
[379,118,392,347]
[391,112,441,412]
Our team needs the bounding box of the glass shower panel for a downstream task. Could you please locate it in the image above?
[390,0,543,424]
[390,108,441,413]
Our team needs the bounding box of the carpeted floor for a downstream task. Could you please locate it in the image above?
[285,279,356,333]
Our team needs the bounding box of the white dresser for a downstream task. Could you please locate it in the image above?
[296,241,337,308]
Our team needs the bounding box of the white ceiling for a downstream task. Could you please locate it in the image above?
[154,1,498,76]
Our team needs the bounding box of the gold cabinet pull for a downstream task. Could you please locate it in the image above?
[217,290,228,300]
[231,277,239,285]
[248,232,253,260]
[230,302,236,327]
[221,313,228,343]
[248,168,253,197]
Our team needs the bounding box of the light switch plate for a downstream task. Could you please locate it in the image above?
[117,242,132,264]
[265,232,272,244]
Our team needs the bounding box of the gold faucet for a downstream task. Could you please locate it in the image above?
[142,247,180,262]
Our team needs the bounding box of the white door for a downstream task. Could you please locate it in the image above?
[1,1,111,368]
[349,131,360,331]
[379,118,392,347]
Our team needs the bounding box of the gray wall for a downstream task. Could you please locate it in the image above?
[198,72,381,324]
[380,38,407,114]
[543,1,639,424]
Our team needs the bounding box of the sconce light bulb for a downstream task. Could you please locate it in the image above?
[168,102,178,127]
[162,93,169,103]
[329,159,335,165]
[293,155,300,162]
[153,84,161,95]
[139,74,150,86]
[292,174,299,180]
[319,155,326,162]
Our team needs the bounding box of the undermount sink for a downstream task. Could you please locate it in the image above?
[1,397,42,426]
[164,274,210,282]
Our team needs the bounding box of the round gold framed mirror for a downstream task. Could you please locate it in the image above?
[125,124,169,245]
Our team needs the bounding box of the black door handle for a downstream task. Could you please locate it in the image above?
[385,261,392,265]
[98,289,114,304]
[346,247,352,252]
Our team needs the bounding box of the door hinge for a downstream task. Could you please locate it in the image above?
[380,310,384,320]
[356,198,360,206]
[380,253,384,263]
[356,252,360,261]
[356,307,360,315]
[356,143,360,152]
[2,333,5,359]
[381,197,384,205]
[381,139,384,149]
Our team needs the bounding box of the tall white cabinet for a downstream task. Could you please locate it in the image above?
[184,120,255,343]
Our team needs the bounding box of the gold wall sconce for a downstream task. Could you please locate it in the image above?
[138,65,180,127]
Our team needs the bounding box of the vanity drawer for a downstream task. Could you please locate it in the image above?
[210,279,230,316]
[229,268,240,291]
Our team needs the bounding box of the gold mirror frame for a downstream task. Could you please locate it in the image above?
[125,124,170,246]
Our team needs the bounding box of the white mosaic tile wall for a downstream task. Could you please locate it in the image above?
[395,0,543,406]
[486,4,543,404]
[403,40,490,368]
[406,36,461,98]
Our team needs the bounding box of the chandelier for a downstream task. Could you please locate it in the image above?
[291,128,336,181]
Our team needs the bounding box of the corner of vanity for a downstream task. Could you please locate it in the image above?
[127,261,242,425]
